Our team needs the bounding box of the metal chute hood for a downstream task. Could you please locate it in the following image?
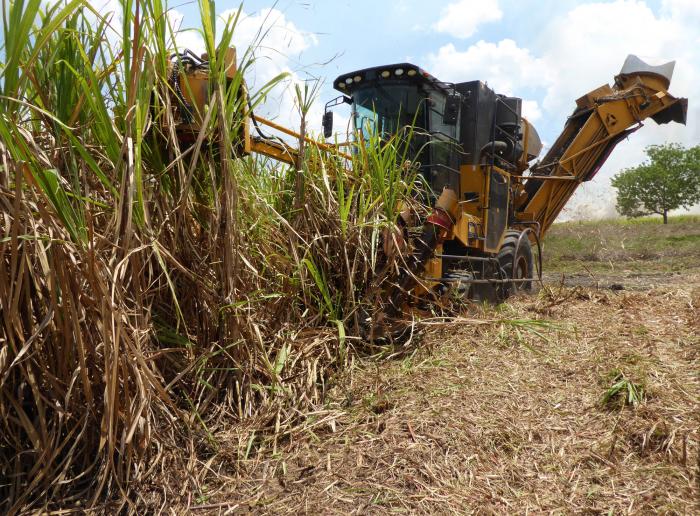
[617,55,688,125]
[618,54,676,89]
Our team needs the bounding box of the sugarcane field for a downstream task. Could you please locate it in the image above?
[1,0,699,513]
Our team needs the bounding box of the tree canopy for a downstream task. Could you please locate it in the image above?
[611,143,700,223]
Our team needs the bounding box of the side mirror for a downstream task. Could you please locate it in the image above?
[443,93,460,125]
[322,111,333,138]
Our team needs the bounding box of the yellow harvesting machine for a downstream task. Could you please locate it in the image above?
[167,50,687,305]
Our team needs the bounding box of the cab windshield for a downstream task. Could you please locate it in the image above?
[352,84,424,141]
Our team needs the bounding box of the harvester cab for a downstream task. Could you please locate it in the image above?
[327,64,542,205]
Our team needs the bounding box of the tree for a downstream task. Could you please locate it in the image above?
[611,143,700,224]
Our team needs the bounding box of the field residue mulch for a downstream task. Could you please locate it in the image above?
[168,275,699,514]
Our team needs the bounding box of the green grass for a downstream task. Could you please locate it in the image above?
[543,215,700,273]
[554,214,700,227]
[601,370,646,408]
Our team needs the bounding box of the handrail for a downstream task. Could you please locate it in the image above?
[251,114,353,160]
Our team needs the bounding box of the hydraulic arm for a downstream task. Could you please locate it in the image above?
[165,48,350,168]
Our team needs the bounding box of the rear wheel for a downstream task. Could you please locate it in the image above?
[496,230,534,300]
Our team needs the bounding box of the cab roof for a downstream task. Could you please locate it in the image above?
[332,63,452,94]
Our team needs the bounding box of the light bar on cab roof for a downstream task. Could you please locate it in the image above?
[335,65,439,92]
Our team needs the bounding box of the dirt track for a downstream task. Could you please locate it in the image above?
[180,273,699,514]
[543,270,693,291]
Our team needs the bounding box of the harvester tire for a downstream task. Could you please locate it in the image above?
[496,230,534,299]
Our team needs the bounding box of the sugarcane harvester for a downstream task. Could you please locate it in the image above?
[325,55,687,306]
[167,49,687,307]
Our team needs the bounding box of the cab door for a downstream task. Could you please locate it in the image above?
[425,90,461,196]
[483,167,510,253]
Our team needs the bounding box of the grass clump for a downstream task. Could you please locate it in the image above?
[601,370,646,408]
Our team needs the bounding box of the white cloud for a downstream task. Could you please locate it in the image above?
[222,7,317,68]
[537,0,700,219]
[89,0,121,16]
[168,10,205,54]
[425,39,548,127]
[539,0,679,115]
[432,0,503,39]
[661,0,700,20]
[222,8,320,130]
[426,39,551,96]
[521,100,542,122]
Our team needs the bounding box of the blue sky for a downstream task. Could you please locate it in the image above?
[102,0,700,216]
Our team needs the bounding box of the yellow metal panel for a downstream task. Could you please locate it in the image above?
[459,164,485,216]
[452,209,483,249]
[423,244,443,282]
[576,84,613,109]
[250,139,298,166]
[597,101,636,135]
[522,69,685,237]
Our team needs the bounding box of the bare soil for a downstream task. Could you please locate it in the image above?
[543,269,693,290]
